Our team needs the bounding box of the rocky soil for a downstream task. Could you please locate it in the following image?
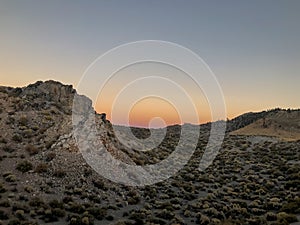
[0,81,299,225]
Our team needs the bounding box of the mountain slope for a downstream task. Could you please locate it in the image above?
[230,109,300,141]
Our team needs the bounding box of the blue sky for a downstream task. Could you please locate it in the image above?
[1,0,299,125]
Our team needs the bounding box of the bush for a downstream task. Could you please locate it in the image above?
[12,134,22,143]
[16,161,33,173]
[68,203,85,214]
[281,198,300,214]
[12,202,30,213]
[52,208,65,217]
[42,209,59,223]
[277,212,298,223]
[53,169,66,178]
[15,209,25,219]
[92,179,107,190]
[19,116,28,126]
[62,196,73,204]
[0,209,9,220]
[35,163,48,173]
[8,219,21,225]
[29,197,44,207]
[25,144,39,155]
[3,145,15,153]
[45,152,56,161]
[87,207,107,220]
[0,200,10,207]
[5,174,17,182]
[49,199,64,209]
[0,138,7,144]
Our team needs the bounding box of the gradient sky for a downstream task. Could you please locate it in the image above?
[1,0,299,127]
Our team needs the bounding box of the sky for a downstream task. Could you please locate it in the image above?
[0,0,299,127]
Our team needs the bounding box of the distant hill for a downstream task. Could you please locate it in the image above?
[230,109,300,141]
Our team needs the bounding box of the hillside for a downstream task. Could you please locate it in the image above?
[230,109,300,141]
[0,81,299,225]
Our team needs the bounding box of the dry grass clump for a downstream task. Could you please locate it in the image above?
[35,163,48,173]
[25,144,39,155]
[16,160,33,173]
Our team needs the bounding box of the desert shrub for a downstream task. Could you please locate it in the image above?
[25,144,39,155]
[277,212,298,223]
[39,127,48,134]
[35,163,48,173]
[221,219,242,225]
[106,215,114,221]
[4,174,17,182]
[265,212,277,221]
[45,141,54,149]
[25,220,39,225]
[82,216,93,225]
[19,116,28,126]
[53,169,66,178]
[15,209,25,219]
[0,209,9,220]
[12,202,30,213]
[0,200,10,207]
[68,216,81,225]
[16,161,33,172]
[24,185,33,193]
[285,180,300,189]
[44,115,53,121]
[0,138,7,144]
[41,209,60,223]
[8,219,21,225]
[68,203,85,214]
[156,209,174,220]
[0,183,7,193]
[127,195,140,205]
[52,208,65,217]
[128,212,145,224]
[29,197,44,207]
[22,129,34,138]
[3,145,15,153]
[83,168,93,177]
[280,198,300,214]
[88,194,101,204]
[62,196,73,204]
[49,199,64,209]
[92,179,107,190]
[12,134,22,143]
[45,152,56,161]
[127,190,140,205]
[31,125,39,131]
[87,207,107,220]
[73,187,83,195]
[6,116,15,125]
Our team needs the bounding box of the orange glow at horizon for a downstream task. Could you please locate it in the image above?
[95,96,213,128]
[128,97,181,128]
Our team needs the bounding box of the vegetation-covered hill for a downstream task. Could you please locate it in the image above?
[230,109,300,141]
[0,81,299,225]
